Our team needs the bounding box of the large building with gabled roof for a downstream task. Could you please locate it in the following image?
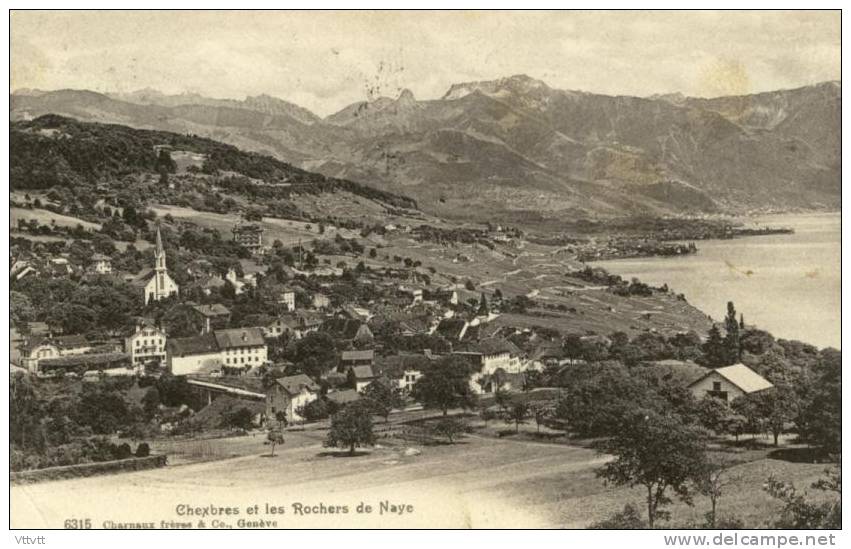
[167,327,267,376]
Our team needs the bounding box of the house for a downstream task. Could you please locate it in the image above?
[225,261,263,295]
[425,288,459,306]
[454,338,524,374]
[20,334,92,374]
[130,227,179,304]
[392,316,433,337]
[264,311,324,340]
[312,293,331,310]
[528,342,565,370]
[295,310,325,333]
[396,286,423,306]
[335,304,373,322]
[374,353,432,393]
[321,318,374,345]
[167,327,268,376]
[167,334,222,376]
[263,315,300,339]
[454,338,526,394]
[340,349,375,369]
[349,365,376,392]
[215,328,268,372]
[339,350,376,391]
[186,258,216,279]
[279,288,296,312]
[191,303,231,334]
[49,257,74,277]
[225,268,248,295]
[11,259,39,281]
[688,363,773,402]
[125,319,167,369]
[197,275,227,296]
[89,254,112,275]
[266,374,320,424]
[232,222,264,254]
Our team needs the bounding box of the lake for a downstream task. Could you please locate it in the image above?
[591,213,840,349]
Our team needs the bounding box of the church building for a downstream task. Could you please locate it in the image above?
[131,226,179,304]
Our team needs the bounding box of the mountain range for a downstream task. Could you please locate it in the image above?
[11,75,841,224]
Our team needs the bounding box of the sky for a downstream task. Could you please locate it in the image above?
[11,10,841,116]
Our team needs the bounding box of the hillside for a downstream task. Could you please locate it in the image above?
[9,115,417,215]
[11,77,841,224]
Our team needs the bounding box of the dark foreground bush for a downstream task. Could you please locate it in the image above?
[589,503,646,529]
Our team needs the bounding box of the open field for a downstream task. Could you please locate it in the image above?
[11,207,101,230]
[12,412,829,529]
[150,204,363,246]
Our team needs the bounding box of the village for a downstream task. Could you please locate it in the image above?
[8,118,839,530]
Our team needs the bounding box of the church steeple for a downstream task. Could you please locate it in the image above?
[154,225,166,272]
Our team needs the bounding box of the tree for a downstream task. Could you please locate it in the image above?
[74,386,132,435]
[505,402,530,433]
[562,334,584,365]
[702,325,728,367]
[296,398,331,422]
[730,395,762,441]
[554,361,655,437]
[267,428,285,457]
[244,207,264,222]
[325,402,376,456]
[695,396,730,434]
[723,302,741,362]
[493,386,512,411]
[596,410,708,528]
[410,356,477,416]
[764,469,840,529]
[222,407,254,430]
[10,373,44,451]
[755,385,798,446]
[796,351,840,456]
[141,387,161,419]
[479,406,497,427]
[431,417,466,444]
[161,305,204,338]
[532,404,550,433]
[288,332,338,379]
[10,291,34,328]
[361,380,404,422]
[696,461,739,528]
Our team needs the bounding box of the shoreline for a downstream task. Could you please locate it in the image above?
[588,212,840,350]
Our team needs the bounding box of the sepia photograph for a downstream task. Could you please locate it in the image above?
[7,8,842,535]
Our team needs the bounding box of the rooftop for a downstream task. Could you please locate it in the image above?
[341,349,375,362]
[350,365,375,380]
[191,303,231,317]
[168,334,219,356]
[692,363,774,394]
[214,328,266,349]
[275,374,320,395]
[455,337,522,357]
[326,389,361,405]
